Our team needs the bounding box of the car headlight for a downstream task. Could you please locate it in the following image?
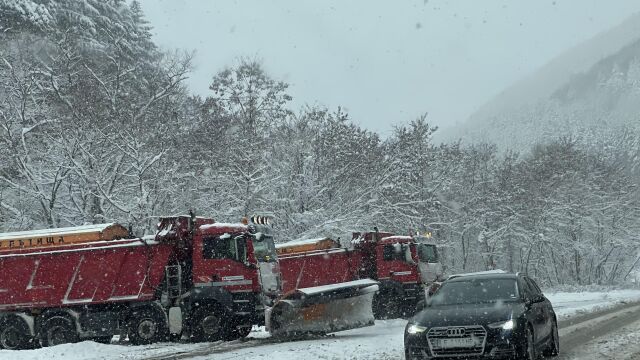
[407,324,428,334]
[488,319,514,330]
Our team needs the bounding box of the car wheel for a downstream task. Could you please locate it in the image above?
[543,319,560,357]
[40,317,79,347]
[522,325,537,360]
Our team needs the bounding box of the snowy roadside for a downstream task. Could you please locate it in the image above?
[562,314,640,360]
[546,289,640,319]
[2,289,640,360]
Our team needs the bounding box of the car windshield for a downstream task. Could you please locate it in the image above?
[252,233,277,263]
[430,278,518,305]
[417,243,439,263]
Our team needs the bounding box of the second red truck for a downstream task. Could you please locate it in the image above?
[277,229,445,319]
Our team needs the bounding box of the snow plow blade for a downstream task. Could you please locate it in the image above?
[266,279,378,336]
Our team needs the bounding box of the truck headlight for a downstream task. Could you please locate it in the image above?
[407,324,428,334]
[488,319,514,330]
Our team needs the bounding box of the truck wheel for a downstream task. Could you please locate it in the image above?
[223,323,251,341]
[128,308,167,345]
[191,305,228,342]
[0,317,31,350]
[41,317,78,347]
[373,292,399,319]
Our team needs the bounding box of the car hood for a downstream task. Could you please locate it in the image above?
[411,301,524,328]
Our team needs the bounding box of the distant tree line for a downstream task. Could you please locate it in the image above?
[1,0,639,285]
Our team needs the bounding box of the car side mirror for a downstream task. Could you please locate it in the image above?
[525,294,544,307]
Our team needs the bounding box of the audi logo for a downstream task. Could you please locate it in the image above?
[447,327,466,337]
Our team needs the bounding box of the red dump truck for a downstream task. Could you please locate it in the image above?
[276,230,444,319]
[0,215,377,350]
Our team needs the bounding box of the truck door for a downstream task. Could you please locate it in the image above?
[378,243,417,283]
[194,234,254,293]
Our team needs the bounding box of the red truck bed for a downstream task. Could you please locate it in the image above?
[0,237,173,311]
[277,247,361,292]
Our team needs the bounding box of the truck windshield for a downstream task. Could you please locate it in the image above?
[252,233,277,263]
[417,243,439,263]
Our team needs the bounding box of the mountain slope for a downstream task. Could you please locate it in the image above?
[447,12,640,150]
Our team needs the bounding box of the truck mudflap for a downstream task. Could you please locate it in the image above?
[265,279,378,336]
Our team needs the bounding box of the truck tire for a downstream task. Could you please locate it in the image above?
[0,317,32,350]
[190,304,229,342]
[223,322,251,341]
[373,291,400,319]
[128,308,168,345]
[40,316,78,347]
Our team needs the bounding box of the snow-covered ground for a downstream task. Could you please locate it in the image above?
[2,289,640,360]
[564,313,640,360]
[546,289,640,319]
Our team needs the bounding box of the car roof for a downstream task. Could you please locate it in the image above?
[446,272,519,282]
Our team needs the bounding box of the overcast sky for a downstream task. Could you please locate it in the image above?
[139,0,640,136]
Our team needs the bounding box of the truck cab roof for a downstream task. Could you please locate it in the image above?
[378,235,414,245]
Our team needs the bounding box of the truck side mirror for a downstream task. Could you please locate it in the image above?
[403,244,416,265]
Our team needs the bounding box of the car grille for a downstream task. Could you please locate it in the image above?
[406,347,430,359]
[426,325,487,357]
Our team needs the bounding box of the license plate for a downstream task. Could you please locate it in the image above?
[432,337,477,348]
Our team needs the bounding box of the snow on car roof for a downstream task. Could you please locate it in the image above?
[447,269,510,280]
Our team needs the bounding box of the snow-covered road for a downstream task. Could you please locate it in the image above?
[2,289,640,360]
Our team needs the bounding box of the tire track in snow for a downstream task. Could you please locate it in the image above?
[556,302,640,359]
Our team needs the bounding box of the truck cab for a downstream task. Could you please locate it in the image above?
[352,231,444,319]
[155,215,282,341]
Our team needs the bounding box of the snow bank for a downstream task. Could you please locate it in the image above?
[546,289,640,318]
[0,341,122,360]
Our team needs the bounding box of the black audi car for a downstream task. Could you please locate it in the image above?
[404,271,559,359]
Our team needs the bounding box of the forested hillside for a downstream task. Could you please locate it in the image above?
[454,27,640,155]
[1,0,639,286]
